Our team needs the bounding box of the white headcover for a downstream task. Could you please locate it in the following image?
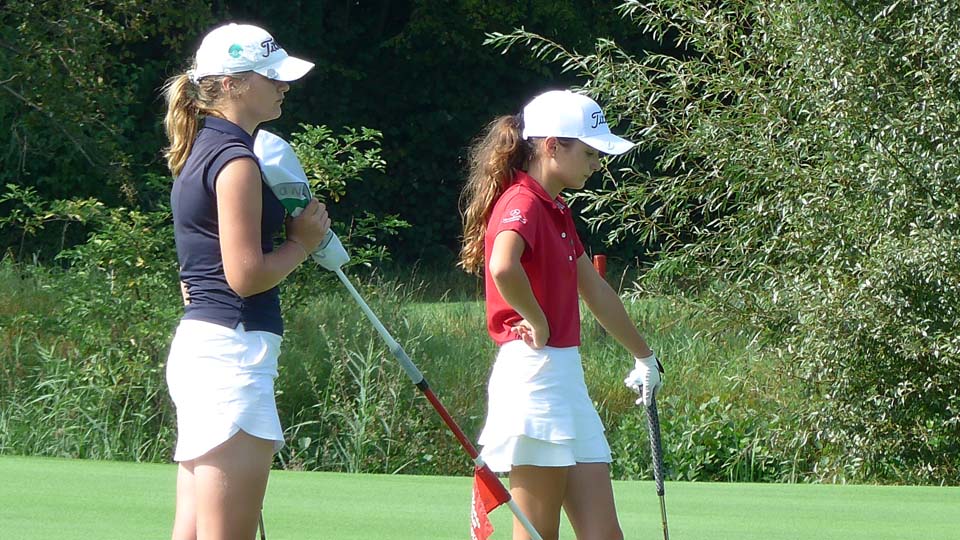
[254,129,313,216]
[253,130,350,271]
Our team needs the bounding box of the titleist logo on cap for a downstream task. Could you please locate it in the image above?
[191,23,315,82]
[590,111,608,129]
[260,39,282,57]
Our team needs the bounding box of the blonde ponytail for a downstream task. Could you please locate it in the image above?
[162,71,234,176]
[162,74,200,176]
[458,115,531,275]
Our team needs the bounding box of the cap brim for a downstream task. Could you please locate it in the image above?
[580,133,635,155]
[255,56,315,82]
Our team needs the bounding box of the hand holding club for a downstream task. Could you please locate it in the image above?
[624,353,664,407]
[286,198,331,254]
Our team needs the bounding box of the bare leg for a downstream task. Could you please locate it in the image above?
[508,465,569,540]
[562,462,623,540]
[193,430,275,540]
[172,462,198,540]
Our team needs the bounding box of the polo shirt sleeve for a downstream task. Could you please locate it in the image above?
[205,144,256,194]
[490,192,542,252]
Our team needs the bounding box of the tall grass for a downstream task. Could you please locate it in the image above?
[1,258,814,482]
[0,263,176,461]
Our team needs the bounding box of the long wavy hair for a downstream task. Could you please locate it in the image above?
[458,114,534,275]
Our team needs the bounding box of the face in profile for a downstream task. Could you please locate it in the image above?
[551,139,602,191]
[231,72,291,123]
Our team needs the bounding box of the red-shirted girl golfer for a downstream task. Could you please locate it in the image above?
[459,90,664,540]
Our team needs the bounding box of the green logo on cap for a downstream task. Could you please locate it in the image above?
[228,44,243,58]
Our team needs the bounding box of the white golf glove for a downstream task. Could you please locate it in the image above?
[624,353,664,407]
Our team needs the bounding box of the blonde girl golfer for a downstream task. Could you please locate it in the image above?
[162,23,328,540]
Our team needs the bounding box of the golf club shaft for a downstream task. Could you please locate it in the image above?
[659,496,669,540]
[332,268,543,540]
[258,511,266,540]
[334,269,424,384]
[645,397,669,540]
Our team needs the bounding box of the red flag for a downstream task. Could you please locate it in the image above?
[471,465,510,540]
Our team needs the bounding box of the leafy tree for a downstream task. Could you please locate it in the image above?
[491,0,960,483]
[0,0,214,257]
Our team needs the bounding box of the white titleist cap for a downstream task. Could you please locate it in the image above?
[190,23,314,83]
[522,90,634,155]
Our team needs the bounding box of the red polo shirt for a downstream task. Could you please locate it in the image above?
[484,170,585,347]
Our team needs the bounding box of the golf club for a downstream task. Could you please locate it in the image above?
[645,395,669,540]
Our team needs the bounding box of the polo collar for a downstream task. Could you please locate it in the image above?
[202,116,254,149]
[515,170,569,212]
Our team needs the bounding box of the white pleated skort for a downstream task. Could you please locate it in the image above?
[166,319,285,462]
[478,340,612,472]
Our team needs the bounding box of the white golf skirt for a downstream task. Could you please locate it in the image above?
[478,340,612,472]
[166,319,285,462]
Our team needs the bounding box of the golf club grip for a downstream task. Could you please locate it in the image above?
[645,397,665,496]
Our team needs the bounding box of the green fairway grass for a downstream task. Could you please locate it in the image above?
[1,456,956,539]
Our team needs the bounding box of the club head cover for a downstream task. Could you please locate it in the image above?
[253,130,313,216]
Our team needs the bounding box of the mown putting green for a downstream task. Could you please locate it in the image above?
[1,456,956,539]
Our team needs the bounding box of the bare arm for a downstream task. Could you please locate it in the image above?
[576,253,653,358]
[489,230,549,347]
[216,157,328,297]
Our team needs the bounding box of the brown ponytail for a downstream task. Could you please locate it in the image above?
[458,114,532,275]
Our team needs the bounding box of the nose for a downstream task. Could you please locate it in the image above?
[591,156,601,171]
[276,80,290,93]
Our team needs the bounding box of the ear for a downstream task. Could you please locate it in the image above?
[220,75,245,97]
[542,137,559,158]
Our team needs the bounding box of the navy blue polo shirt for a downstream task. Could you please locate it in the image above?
[171,117,286,335]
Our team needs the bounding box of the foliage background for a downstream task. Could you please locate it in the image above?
[2,1,958,486]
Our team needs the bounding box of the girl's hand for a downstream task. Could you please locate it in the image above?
[287,198,331,252]
[511,319,549,349]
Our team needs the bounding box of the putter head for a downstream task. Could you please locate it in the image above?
[312,230,350,271]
